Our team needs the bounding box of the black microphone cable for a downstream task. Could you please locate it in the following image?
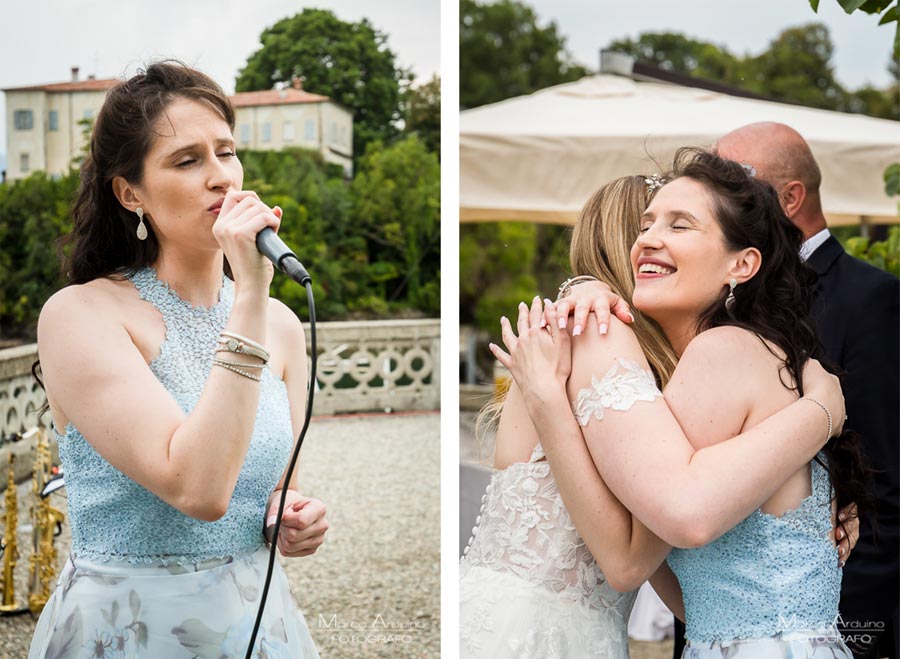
[245,248,315,658]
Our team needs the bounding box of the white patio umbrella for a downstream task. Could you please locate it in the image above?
[460,74,900,226]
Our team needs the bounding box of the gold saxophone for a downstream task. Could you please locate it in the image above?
[28,427,65,614]
[0,428,65,616]
[0,451,19,613]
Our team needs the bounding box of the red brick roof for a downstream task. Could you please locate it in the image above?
[230,88,330,107]
[2,79,333,109]
[2,78,120,93]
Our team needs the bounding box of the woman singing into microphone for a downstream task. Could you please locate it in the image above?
[30,61,325,658]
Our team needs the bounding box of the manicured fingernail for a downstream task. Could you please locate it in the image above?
[573,325,582,336]
[558,317,567,329]
[544,298,553,306]
[838,546,844,556]
[627,312,635,323]
[501,316,507,325]
[599,323,608,335]
[266,515,277,527]
[540,318,547,328]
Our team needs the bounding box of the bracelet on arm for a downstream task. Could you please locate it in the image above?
[213,359,262,382]
[212,357,266,370]
[217,330,270,364]
[801,396,833,445]
[557,275,600,301]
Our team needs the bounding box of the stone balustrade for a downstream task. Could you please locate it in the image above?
[0,319,440,436]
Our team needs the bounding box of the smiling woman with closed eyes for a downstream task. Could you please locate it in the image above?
[461,151,868,658]
[29,62,324,659]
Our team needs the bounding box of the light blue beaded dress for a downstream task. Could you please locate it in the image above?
[29,268,319,659]
[667,456,852,658]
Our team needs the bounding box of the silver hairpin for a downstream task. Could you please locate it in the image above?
[645,174,666,193]
[740,163,757,178]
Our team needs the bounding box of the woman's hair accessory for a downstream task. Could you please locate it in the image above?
[644,174,666,194]
[740,163,757,177]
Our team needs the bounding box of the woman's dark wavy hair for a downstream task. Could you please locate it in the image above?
[669,147,873,526]
[61,60,235,283]
[34,62,235,421]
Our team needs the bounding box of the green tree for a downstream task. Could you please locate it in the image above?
[460,222,569,335]
[810,0,898,59]
[351,136,441,315]
[236,9,407,160]
[460,0,589,109]
[610,24,851,113]
[746,23,845,110]
[238,147,360,319]
[403,75,441,157]
[608,32,746,83]
[0,170,78,338]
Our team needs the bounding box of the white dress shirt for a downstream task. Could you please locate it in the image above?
[799,227,831,262]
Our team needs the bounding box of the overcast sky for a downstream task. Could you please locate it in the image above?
[526,0,895,90]
[0,0,441,162]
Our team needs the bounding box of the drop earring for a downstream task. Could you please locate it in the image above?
[725,278,737,310]
[136,207,147,241]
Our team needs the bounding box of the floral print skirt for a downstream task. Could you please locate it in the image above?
[683,628,854,658]
[28,547,319,659]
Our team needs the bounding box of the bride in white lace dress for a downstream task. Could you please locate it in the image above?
[459,175,852,658]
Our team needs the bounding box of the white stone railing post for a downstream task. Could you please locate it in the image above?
[307,319,440,415]
[0,344,44,437]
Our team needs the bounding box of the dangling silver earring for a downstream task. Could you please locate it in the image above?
[136,207,148,241]
[725,278,737,310]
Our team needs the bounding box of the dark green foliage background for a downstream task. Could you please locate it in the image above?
[0,139,439,340]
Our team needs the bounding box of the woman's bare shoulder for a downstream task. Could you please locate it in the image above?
[680,326,777,372]
[267,297,305,338]
[38,278,131,344]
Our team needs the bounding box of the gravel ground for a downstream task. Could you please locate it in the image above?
[0,412,440,659]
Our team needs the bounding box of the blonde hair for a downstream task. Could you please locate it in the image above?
[475,175,678,445]
[569,175,677,388]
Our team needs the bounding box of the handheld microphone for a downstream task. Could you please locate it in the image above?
[256,228,311,285]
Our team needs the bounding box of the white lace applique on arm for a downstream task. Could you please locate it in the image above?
[572,358,662,427]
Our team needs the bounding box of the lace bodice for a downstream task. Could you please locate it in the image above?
[462,442,636,614]
[55,267,294,565]
[460,443,637,657]
[667,455,841,642]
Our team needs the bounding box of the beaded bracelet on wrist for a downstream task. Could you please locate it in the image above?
[802,396,833,445]
[213,360,262,382]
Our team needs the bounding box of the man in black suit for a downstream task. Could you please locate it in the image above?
[674,122,899,659]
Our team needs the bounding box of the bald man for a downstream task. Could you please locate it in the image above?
[710,122,898,659]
